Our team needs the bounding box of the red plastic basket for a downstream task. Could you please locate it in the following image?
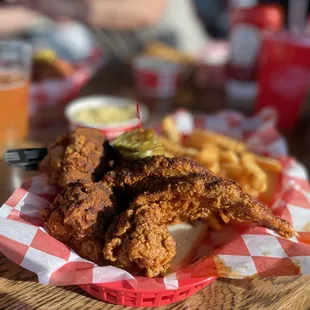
[79,277,216,307]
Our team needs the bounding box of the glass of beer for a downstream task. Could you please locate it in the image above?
[0,41,32,149]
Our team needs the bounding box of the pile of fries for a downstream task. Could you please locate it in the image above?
[158,116,283,204]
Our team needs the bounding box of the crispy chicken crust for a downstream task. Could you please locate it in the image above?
[42,156,296,276]
[103,157,296,277]
[39,128,106,187]
[103,156,205,189]
[43,181,115,264]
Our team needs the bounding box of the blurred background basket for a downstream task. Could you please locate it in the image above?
[29,49,102,117]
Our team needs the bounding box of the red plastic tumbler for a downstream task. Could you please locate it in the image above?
[256,32,310,129]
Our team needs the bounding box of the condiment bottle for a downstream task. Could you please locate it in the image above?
[226,0,283,112]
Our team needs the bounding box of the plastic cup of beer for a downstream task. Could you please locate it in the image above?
[0,41,32,149]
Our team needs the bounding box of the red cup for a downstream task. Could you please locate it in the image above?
[256,32,310,129]
[196,41,229,90]
[133,56,182,98]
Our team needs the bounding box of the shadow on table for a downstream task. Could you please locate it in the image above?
[0,255,37,283]
[0,292,37,310]
[216,276,302,289]
[60,285,107,302]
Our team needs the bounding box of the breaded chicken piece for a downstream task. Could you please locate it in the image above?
[43,181,115,263]
[103,156,205,190]
[103,156,207,209]
[39,128,106,187]
[104,162,296,277]
[104,207,176,277]
[70,238,103,264]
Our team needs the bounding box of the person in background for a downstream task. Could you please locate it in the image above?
[147,0,209,57]
[0,3,39,35]
[1,0,209,60]
[194,0,229,39]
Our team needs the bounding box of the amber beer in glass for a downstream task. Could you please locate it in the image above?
[0,41,32,148]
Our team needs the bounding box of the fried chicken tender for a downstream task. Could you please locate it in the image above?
[103,157,296,277]
[103,156,205,190]
[43,181,115,264]
[39,128,106,187]
[104,208,176,277]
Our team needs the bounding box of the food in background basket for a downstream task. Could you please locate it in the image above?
[143,42,195,65]
[6,127,296,277]
[73,104,137,125]
[158,116,282,202]
[32,49,74,82]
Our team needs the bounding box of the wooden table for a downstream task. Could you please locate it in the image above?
[1,63,310,310]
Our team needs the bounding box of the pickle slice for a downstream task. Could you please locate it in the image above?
[112,129,164,160]
[112,129,161,152]
[119,146,165,160]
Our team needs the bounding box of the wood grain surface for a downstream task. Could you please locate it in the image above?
[1,253,310,310]
[1,63,310,309]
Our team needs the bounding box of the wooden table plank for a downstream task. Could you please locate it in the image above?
[1,254,310,310]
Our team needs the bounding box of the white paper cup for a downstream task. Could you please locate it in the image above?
[133,56,182,98]
[65,95,149,140]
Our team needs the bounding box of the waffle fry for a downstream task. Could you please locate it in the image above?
[161,116,181,143]
[219,150,239,165]
[159,117,283,200]
[194,145,219,168]
[220,163,244,179]
[259,172,278,204]
[184,129,247,153]
[241,153,267,192]
[255,155,282,173]
[158,135,198,158]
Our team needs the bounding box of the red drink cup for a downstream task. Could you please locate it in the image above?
[196,41,229,90]
[133,56,181,99]
[256,32,310,129]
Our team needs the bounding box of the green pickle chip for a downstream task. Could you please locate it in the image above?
[119,146,165,160]
[113,129,160,151]
[112,129,164,160]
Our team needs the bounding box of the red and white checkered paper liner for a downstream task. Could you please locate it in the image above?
[1,108,310,290]
[29,50,102,116]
